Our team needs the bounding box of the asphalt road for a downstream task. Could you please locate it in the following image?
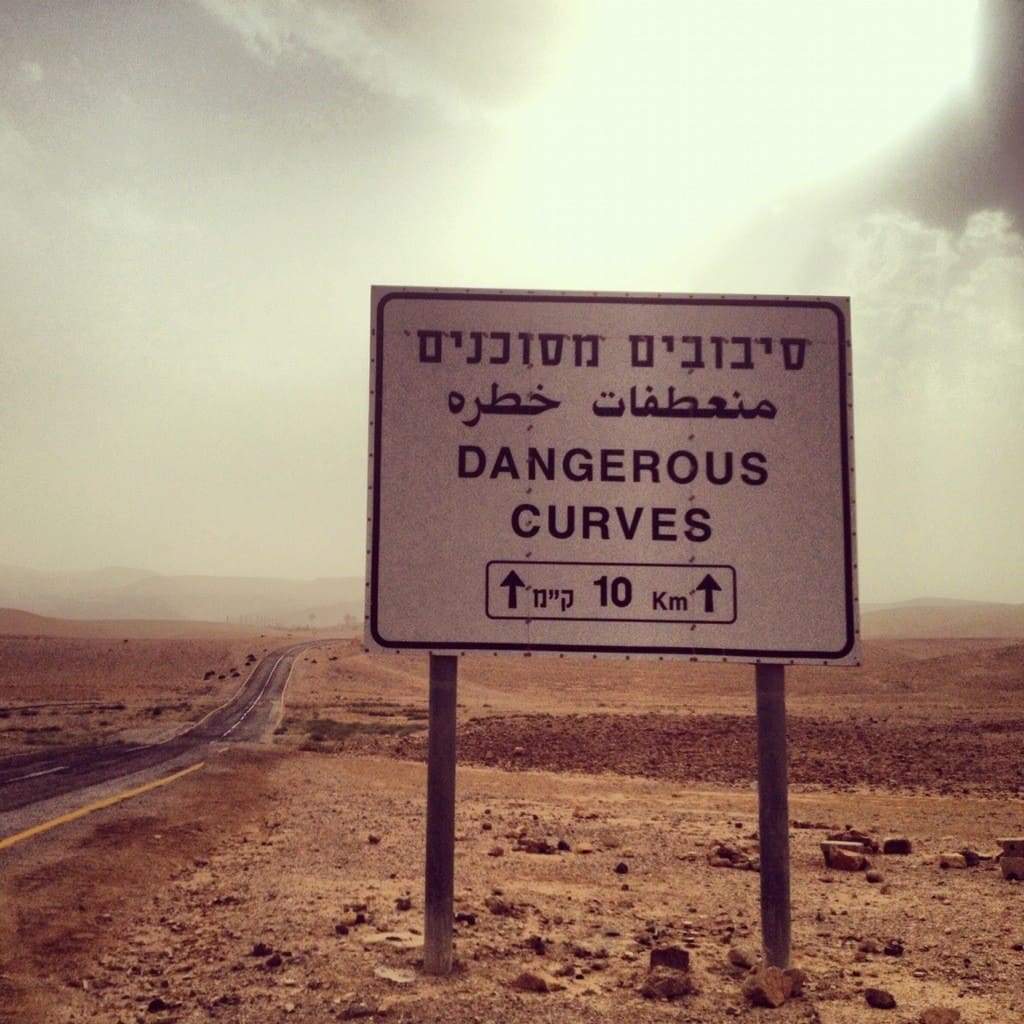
[0,641,314,815]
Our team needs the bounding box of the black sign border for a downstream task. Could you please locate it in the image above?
[368,289,857,663]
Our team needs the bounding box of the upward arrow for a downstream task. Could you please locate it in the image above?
[694,573,722,614]
[499,570,528,610]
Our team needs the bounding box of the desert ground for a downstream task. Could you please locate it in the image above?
[1,607,1023,1023]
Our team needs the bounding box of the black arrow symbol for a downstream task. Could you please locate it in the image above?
[694,573,722,614]
[499,570,528,610]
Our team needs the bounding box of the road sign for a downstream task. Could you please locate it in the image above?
[366,287,858,663]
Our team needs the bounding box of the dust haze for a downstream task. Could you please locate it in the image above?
[0,0,1020,603]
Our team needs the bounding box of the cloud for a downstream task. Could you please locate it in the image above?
[19,60,44,83]
[851,0,1023,230]
[836,208,1023,390]
[825,208,1024,601]
[81,188,180,238]
[193,0,573,119]
[0,112,32,178]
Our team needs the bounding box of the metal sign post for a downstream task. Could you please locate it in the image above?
[423,654,457,975]
[755,662,791,967]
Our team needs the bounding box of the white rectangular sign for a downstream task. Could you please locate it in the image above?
[366,287,859,664]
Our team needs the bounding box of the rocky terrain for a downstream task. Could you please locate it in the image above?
[1,623,1023,1023]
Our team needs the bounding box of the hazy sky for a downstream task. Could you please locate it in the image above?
[1,1,1021,603]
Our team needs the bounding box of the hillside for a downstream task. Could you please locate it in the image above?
[860,599,1024,639]
[3,565,1022,640]
[0,607,293,639]
[0,565,363,628]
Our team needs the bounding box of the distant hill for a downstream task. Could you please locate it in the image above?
[861,599,1024,639]
[0,565,363,629]
[3,566,1020,640]
[0,607,293,639]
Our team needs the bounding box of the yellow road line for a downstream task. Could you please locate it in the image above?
[0,761,205,852]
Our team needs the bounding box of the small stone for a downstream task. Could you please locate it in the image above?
[959,848,981,867]
[641,966,693,1000]
[339,1004,379,1020]
[575,842,595,855]
[147,997,170,1013]
[374,965,416,985]
[395,896,413,911]
[865,987,897,1009]
[488,845,505,858]
[866,869,885,884]
[784,967,806,997]
[827,828,878,852]
[511,969,565,993]
[939,853,968,870]
[485,895,513,916]
[882,836,913,855]
[742,965,789,1008]
[361,931,420,952]
[649,946,690,972]
[1000,855,1024,880]
[707,841,757,870]
[919,1008,961,1024]
[821,842,869,871]
[368,834,381,845]
[614,861,629,874]
[727,945,758,969]
[883,940,904,957]
[520,838,555,855]
[858,938,881,954]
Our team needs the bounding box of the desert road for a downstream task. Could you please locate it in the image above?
[0,642,315,816]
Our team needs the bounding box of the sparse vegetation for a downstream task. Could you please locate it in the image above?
[296,715,424,752]
[342,700,428,720]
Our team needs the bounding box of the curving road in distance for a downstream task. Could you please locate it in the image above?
[0,642,316,816]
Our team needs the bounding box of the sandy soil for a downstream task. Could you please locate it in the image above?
[1,626,1023,1023]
